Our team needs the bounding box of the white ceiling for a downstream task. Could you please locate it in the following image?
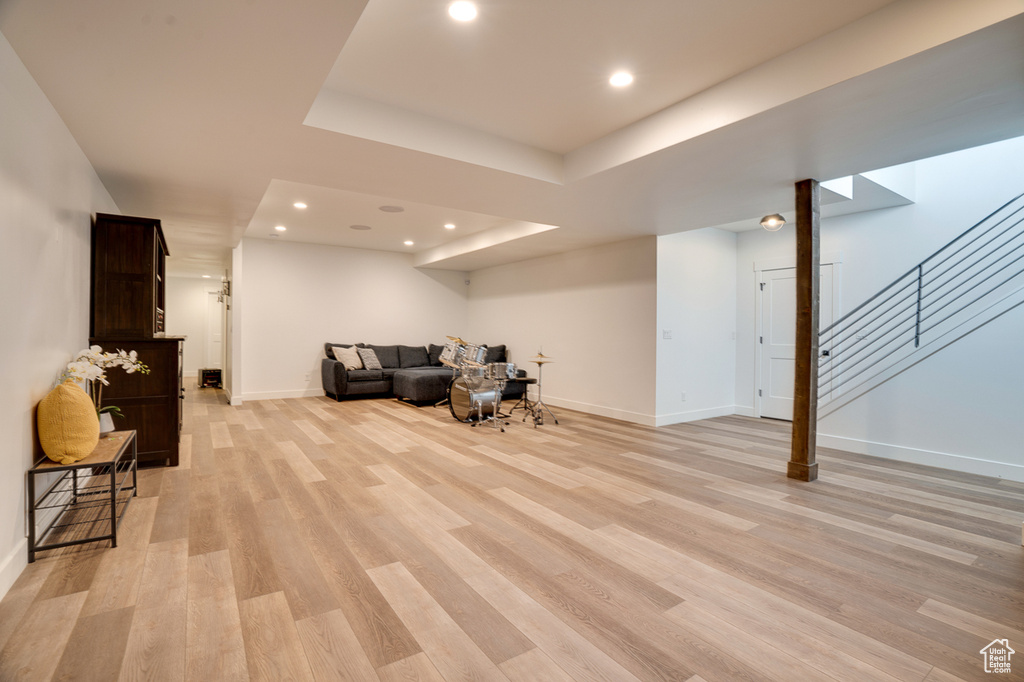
[1,0,1022,277]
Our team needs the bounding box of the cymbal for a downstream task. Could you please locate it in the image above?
[446,335,466,344]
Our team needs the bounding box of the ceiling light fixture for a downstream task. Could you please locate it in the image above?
[404,240,414,246]
[379,205,405,213]
[448,1,477,21]
[444,223,456,230]
[760,214,786,232]
[275,225,287,231]
[293,202,307,209]
[609,71,634,87]
[349,224,372,231]
[202,275,211,278]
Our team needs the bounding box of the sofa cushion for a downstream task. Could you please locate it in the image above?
[333,345,363,370]
[357,347,383,370]
[366,344,400,368]
[398,345,430,368]
[348,369,383,382]
[428,343,445,366]
[483,344,506,364]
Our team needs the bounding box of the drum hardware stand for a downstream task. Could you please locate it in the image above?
[529,353,559,426]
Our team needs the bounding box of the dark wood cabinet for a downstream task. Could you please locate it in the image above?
[91,213,168,338]
[89,338,183,467]
[90,213,182,467]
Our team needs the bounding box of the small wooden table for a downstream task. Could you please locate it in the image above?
[27,430,138,562]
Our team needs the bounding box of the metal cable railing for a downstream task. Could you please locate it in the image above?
[818,191,1024,401]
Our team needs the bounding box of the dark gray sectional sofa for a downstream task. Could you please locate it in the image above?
[321,342,524,403]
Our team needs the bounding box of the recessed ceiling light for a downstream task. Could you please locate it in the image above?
[202,275,211,278]
[349,224,372,231]
[293,202,307,209]
[379,205,405,213]
[403,240,414,246]
[275,225,287,231]
[444,223,456,230]
[268,233,279,238]
[448,1,477,21]
[609,71,634,87]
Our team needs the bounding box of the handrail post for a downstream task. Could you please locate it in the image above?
[914,264,923,347]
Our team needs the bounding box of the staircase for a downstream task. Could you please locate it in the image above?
[817,191,1024,414]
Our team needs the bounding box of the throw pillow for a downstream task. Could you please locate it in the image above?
[37,379,100,464]
[357,347,383,370]
[333,345,363,370]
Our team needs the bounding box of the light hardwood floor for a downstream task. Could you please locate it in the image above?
[2,385,1022,681]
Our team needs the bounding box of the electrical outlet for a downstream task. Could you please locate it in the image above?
[304,372,311,381]
[662,329,672,340]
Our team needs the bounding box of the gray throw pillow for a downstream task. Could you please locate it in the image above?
[357,347,383,370]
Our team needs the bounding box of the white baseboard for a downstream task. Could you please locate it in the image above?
[222,386,242,406]
[542,396,657,426]
[655,405,737,427]
[817,432,1024,483]
[0,538,27,602]
[241,388,324,401]
[733,405,756,418]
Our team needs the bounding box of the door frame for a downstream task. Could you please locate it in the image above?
[753,252,842,418]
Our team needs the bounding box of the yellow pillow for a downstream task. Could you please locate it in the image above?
[38,379,100,464]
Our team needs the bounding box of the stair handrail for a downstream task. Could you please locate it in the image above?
[819,191,1024,336]
[818,190,1024,399]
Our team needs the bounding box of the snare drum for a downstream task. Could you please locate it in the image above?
[487,362,516,380]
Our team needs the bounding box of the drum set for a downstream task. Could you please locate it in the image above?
[440,337,518,430]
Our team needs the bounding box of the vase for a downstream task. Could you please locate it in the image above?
[98,412,115,435]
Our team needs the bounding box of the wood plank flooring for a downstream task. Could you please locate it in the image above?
[2,386,1022,681]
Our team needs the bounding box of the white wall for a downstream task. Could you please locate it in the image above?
[735,136,1024,480]
[656,229,737,425]
[0,31,118,598]
[166,276,223,377]
[237,238,469,400]
[467,237,658,424]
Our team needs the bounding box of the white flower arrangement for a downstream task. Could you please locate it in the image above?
[63,345,150,419]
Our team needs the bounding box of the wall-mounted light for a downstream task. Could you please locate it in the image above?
[760,214,786,232]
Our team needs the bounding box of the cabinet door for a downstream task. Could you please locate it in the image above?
[92,338,181,467]
[91,214,167,339]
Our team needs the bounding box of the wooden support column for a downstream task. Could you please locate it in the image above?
[789,178,820,481]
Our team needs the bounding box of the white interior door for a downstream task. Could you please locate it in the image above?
[206,291,224,369]
[758,265,834,420]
